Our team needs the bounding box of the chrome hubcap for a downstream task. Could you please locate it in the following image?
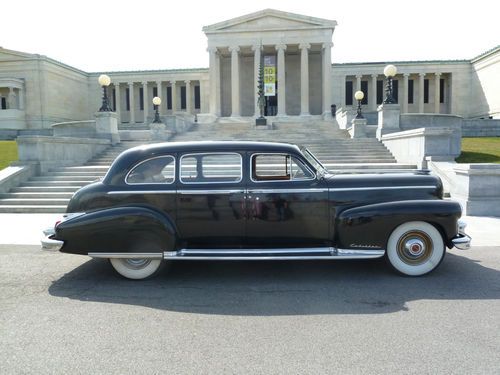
[405,239,426,257]
[397,230,433,265]
[123,258,151,269]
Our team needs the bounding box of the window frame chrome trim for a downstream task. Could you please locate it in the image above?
[249,152,316,184]
[124,155,176,186]
[179,152,243,185]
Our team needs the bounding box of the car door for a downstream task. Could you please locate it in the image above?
[175,152,246,248]
[245,152,330,248]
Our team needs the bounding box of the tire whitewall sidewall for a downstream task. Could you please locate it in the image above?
[387,221,445,276]
[109,258,164,280]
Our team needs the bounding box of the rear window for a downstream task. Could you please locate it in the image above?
[126,156,175,184]
[180,153,242,184]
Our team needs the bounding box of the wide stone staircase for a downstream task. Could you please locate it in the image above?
[0,142,145,213]
[0,120,417,213]
[171,120,416,173]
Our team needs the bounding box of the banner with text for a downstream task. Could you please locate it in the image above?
[263,55,276,96]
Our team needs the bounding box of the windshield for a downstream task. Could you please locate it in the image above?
[301,148,328,176]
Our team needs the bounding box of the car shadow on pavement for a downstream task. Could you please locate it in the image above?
[48,250,500,315]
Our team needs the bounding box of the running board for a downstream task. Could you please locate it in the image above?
[163,247,385,260]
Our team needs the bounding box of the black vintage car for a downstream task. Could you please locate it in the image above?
[42,141,471,279]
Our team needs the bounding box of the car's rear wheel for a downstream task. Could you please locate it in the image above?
[386,221,445,276]
[109,258,165,280]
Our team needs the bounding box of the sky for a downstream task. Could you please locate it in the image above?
[1,0,499,72]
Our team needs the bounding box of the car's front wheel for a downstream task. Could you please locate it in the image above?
[109,258,165,280]
[386,221,445,276]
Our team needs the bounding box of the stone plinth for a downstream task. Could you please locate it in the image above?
[451,164,500,217]
[377,104,401,140]
[381,127,461,169]
[349,118,367,138]
[150,122,169,141]
[95,112,119,145]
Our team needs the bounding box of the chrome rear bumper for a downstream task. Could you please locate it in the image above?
[41,235,64,252]
[41,227,63,252]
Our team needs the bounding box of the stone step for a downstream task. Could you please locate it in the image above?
[30,176,99,182]
[51,166,110,172]
[46,171,107,177]
[11,186,81,193]
[0,205,66,213]
[0,192,74,199]
[0,198,71,205]
[325,163,417,170]
[21,181,89,187]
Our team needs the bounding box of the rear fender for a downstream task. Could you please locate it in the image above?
[336,200,462,249]
[55,206,176,255]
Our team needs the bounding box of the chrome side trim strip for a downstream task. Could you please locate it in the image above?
[163,248,385,260]
[88,253,163,259]
[177,247,335,255]
[329,186,436,192]
[178,189,245,195]
[108,190,177,195]
[248,188,328,194]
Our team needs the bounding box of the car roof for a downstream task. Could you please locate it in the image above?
[103,141,303,185]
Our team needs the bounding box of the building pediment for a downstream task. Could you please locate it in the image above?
[203,9,336,34]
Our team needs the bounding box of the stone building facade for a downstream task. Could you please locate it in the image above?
[0,9,499,135]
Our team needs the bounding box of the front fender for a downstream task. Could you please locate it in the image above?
[336,200,462,249]
[55,206,177,255]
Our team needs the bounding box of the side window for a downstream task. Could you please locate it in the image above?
[126,156,175,184]
[180,153,242,183]
[252,154,314,181]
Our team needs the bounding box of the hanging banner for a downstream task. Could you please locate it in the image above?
[263,55,276,96]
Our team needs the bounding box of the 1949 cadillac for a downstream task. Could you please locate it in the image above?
[42,141,471,280]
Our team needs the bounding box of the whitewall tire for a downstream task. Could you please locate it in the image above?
[386,221,445,276]
[109,258,164,280]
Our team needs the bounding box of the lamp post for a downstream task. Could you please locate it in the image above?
[354,91,364,119]
[152,96,162,123]
[98,74,112,112]
[383,64,397,104]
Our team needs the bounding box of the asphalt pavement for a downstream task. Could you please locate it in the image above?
[0,242,499,374]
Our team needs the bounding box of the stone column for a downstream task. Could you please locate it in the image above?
[208,47,218,116]
[299,43,311,116]
[229,45,241,117]
[185,80,192,114]
[355,75,362,93]
[434,72,441,113]
[156,81,163,115]
[18,87,25,110]
[114,83,121,123]
[371,74,378,111]
[215,52,221,117]
[340,75,346,109]
[128,82,135,124]
[200,79,209,113]
[7,87,15,109]
[252,44,261,117]
[402,73,409,114]
[322,42,333,116]
[142,82,149,123]
[418,73,425,113]
[276,43,287,116]
[170,81,177,113]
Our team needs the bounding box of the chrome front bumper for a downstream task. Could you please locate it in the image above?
[41,227,64,252]
[452,220,471,250]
